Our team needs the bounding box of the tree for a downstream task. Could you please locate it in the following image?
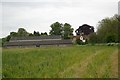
[44,32,48,35]
[2,38,6,46]
[6,35,11,42]
[29,33,34,36]
[106,34,115,43]
[89,33,97,44]
[116,15,120,43]
[33,31,40,36]
[63,23,74,39]
[17,28,29,37]
[10,32,18,37]
[2,35,11,46]
[49,22,63,35]
[97,14,119,43]
[41,32,48,36]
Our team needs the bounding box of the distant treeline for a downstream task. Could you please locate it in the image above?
[2,22,74,46]
[2,14,120,46]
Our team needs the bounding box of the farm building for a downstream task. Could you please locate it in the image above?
[75,24,94,42]
[4,35,73,47]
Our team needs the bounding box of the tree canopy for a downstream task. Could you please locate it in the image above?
[33,31,40,36]
[49,22,74,39]
[63,23,74,39]
[41,32,48,36]
[96,15,119,43]
[17,28,29,37]
[49,22,63,35]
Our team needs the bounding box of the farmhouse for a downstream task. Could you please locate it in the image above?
[4,35,73,47]
[75,24,94,42]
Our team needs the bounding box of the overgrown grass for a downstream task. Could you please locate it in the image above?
[2,45,118,78]
[0,39,2,47]
[83,48,115,78]
[0,39,2,79]
[0,47,2,79]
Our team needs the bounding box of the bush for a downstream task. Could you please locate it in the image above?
[76,39,86,45]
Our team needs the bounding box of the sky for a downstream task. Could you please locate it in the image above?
[118,1,120,15]
[1,0,119,38]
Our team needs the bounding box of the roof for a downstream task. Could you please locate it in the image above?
[4,35,73,47]
[4,39,72,47]
[10,35,61,41]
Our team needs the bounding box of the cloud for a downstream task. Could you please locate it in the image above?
[1,0,119,38]
[118,1,120,15]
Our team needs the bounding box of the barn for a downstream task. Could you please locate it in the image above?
[4,35,73,47]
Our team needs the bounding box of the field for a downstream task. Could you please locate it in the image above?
[2,45,118,78]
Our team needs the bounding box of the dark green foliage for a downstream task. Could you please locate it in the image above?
[6,35,11,42]
[28,33,34,36]
[2,28,29,46]
[49,22,74,39]
[2,38,6,46]
[10,28,29,37]
[63,23,74,39]
[33,31,40,36]
[49,22,63,35]
[17,28,29,37]
[10,32,18,37]
[77,39,82,45]
[2,35,11,47]
[41,32,48,36]
[96,15,119,43]
[106,35,115,43]
[89,33,97,44]
[76,39,86,45]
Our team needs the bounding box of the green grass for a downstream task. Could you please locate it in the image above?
[0,38,2,79]
[0,47,1,79]
[2,45,118,78]
[0,39,2,47]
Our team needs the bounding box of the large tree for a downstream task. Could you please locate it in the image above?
[63,23,74,39]
[33,31,40,36]
[17,28,29,37]
[97,14,119,43]
[49,22,63,35]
